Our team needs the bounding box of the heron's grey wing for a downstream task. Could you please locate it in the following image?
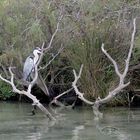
[23,57,34,81]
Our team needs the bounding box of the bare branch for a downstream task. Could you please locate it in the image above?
[39,46,64,71]
[0,64,9,79]
[101,44,122,78]
[49,99,66,107]
[36,42,45,66]
[0,68,22,94]
[123,18,136,77]
[93,18,136,114]
[44,14,63,52]
[54,87,73,101]
[36,11,64,71]
[72,64,94,105]
[0,67,55,120]
[0,74,12,86]
[71,18,136,119]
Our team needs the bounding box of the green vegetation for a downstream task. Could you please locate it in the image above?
[0,0,140,105]
[0,81,14,100]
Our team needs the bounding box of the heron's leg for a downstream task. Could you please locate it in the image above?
[71,95,78,109]
[18,94,22,101]
[31,105,37,115]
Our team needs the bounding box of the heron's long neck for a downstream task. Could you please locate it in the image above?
[33,52,39,65]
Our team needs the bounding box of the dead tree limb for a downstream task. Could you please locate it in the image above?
[39,46,64,71]
[94,18,136,108]
[43,14,63,53]
[72,18,136,118]
[49,87,74,107]
[0,67,55,120]
[72,64,94,105]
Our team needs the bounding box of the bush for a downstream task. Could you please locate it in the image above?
[0,81,14,100]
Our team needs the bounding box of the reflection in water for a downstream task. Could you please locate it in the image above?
[98,125,132,140]
[0,102,140,140]
[94,108,139,140]
[71,125,85,140]
[26,119,58,140]
[94,117,130,139]
[27,131,41,140]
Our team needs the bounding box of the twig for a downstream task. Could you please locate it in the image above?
[39,46,64,71]
[43,14,63,52]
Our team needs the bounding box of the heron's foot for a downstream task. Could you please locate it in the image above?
[71,95,78,109]
[31,109,36,115]
[31,105,37,115]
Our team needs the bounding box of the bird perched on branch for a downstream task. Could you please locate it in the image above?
[23,47,50,96]
[23,47,42,81]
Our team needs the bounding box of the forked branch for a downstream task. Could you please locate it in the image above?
[49,87,74,107]
[39,46,64,71]
[72,18,136,118]
[93,18,136,116]
[0,67,55,120]
[72,64,94,105]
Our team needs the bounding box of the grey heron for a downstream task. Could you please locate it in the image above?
[23,47,42,81]
[23,47,50,96]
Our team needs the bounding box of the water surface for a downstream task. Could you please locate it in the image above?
[0,102,140,140]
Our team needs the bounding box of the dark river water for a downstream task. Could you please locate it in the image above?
[0,102,140,140]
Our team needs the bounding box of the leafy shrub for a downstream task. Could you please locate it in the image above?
[0,81,14,100]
